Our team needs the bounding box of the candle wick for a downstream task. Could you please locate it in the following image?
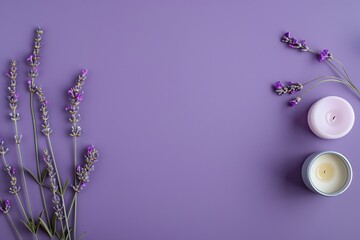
[332,116,336,120]
[324,170,326,174]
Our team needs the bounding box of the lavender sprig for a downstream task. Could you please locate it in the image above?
[274,32,360,106]
[73,145,99,193]
[34,85,72,239]
[69,146,99,219]
[66,69,88,138]
[43,150,64,222]
[0,199,11,214]
[4,165,21,195]
[274,81,303,95]
[66,69,88,240]
[281,32,309,52]
[5,60,37,230]
[35,86,52,136]
[27,28,52,229]
[27,27,43,93]
[0,141,31,225]
[0,199,23,240]
[6,60,20,114]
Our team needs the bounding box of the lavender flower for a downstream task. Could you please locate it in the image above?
[66,69,88,137]
[0,141,21,194]
[281,32,309,52]
[35,86,52,136]
[0,140,9,156]
[27,28,43,92]
[43,149,63,220]
[319,49,332,62]
[6,60,19,111]
[6,60,22,145]
[73,145,99,193]
[0,200,11,214]
[4,165,21,194]
[289,97,301,107]
[273,81,283,90]
[273,81,303,95]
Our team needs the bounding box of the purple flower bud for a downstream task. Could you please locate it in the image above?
[76,165,81,173]
[4,200,10,208]
[10,167,16,176]
[27,55,33,63]
[1,199,11,213]
[288,38,299,48]
[299,40,308,51]
[68,88,74,96]
[281,32,291,43]
[80,182,86,189]
[76,93,83,101]
[319,49,332,62]
[81,69,88,76]
[14,92,19,100]
[273,81,284,90]
[289,97,301,107]
[87,145,95,154]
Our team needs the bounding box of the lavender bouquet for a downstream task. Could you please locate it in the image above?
[273,32,359,106]
[0,28,99,240]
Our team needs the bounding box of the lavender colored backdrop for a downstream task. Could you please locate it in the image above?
[0,0,360,239]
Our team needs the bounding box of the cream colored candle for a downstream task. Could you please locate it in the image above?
[302,152,352,196]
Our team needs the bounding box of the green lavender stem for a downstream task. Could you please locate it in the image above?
[7,213,23,240]
[15,193,30,223]
[68,192,78,218]
[0,154,30,223]
[30,88,52,231]
[326,59,359,91]
[73,134,78,240]
[13,116,35,222]
[304,48,360,97]
[300,79,356,99]
[46,136,72,240]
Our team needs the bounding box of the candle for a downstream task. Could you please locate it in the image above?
[307,96,355,139]
[302,151,352,196]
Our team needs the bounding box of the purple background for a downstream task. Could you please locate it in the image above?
[1,0,360,239]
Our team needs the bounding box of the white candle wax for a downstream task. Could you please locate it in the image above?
[302,152,352,196]
[307,96,355,139]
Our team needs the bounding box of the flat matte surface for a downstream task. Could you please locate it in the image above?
[0,0,360,239]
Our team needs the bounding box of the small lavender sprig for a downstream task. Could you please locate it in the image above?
[35,86,52,136]
[66,69,87,137]
[43,149,64,225]
[69,146,99,219]
[27,27,43,92]
[0,199,11,214]
[5,60,38,230]
[27,28,52,228]
[0,141,31,225]
[34,85,72,239]
[274,81,303,95]
[274,32,360,106]
[66,69,87,240]
[4,165,21,195]
[0,199,23,240]
[281,32,309,52]
[72,145,99,193]
[6,60,20,114]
